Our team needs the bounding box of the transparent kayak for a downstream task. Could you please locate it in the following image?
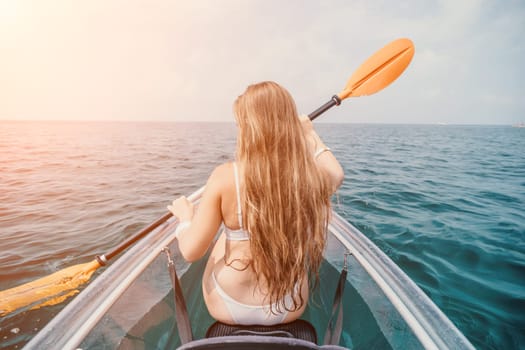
[24,187,474,349]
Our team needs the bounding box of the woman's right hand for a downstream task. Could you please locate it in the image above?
[299,115,344,191]
[299,115,315,135]
[300,114,326,152]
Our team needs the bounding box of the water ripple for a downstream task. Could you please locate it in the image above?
[0,122,523,349]
[320,124,525,349]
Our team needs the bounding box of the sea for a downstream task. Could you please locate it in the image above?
[0,121,523,349]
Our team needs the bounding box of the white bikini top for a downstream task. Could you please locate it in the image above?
[224,163,250,241]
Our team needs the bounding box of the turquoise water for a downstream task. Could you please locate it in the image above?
[0,122,523,349]
[331,124,525,349]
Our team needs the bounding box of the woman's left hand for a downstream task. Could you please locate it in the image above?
[167,196,194,222]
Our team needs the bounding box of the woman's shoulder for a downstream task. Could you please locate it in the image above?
[206,162,235,190]
[211,162,234,178]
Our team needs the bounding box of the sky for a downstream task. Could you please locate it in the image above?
[0,0,524,124]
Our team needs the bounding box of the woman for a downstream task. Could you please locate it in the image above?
[168,81,344,326]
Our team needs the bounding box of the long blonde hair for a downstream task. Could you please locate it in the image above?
[234,81,332,313]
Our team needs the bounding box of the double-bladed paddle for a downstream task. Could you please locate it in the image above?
[0,38,414,316]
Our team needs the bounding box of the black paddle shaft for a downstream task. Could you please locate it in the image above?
[95,93,342,266]
[96,212,173,265]
[95,94,342,266]
[308,95,342,121]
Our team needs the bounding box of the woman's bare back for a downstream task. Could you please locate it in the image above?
[201,162,308,324]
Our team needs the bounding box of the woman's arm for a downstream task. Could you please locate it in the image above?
[167,165,225,262]
[300,115,345,192]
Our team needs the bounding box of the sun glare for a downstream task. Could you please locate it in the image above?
[0,1,19,23]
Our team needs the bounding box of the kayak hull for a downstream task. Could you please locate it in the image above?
[24,187,474,349]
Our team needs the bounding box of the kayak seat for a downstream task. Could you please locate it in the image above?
[206,319,317,344]
[180,335,348,350]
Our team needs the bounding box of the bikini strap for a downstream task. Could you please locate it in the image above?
[233,162,243,230]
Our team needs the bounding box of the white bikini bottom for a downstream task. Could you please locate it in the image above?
[211,271,296,325]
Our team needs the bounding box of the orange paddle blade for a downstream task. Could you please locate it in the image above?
[338,38,415,100]
[0,260,100,316]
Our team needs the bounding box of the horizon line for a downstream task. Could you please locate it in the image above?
[0,119,516,126]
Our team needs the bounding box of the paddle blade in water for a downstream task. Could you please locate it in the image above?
[0,260,100,316]
[338,38,415,100]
